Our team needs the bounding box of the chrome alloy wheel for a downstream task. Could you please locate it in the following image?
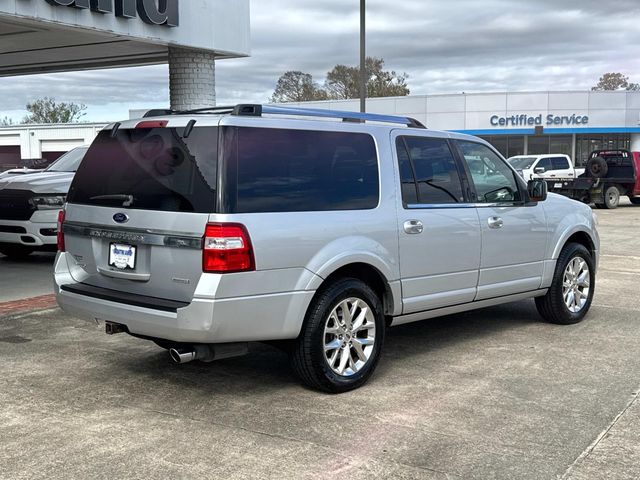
[562,257,590,313]
[323,297,376,376]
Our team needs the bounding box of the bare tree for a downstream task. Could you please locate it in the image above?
[325,57,410,100]
[270,71,328,103]
[270,58,410,103]
[592,72,640,91]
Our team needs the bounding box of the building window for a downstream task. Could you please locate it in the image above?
[478,136,525,158]
[527,135,572,157]
[507,136,525,158]
[527,135,550,155]
[576,134,630,166]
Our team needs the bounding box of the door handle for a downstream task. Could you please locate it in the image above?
[488,216,504,229]
[404,220,424,234]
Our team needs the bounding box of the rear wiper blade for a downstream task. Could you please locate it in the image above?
[89,194,134,207]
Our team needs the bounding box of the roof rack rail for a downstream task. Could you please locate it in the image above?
[143,104,427,129]
[143,106,235,118]
[232,104,426,128]
[178,106,235,115]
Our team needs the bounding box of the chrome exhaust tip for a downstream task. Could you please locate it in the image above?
[169,348,197,364]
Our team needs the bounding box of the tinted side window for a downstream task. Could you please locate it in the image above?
[457,141,521,203]
[551,157,570,170]
[396,140,419,205]
[396,136,464,205]
[230,128,379,213]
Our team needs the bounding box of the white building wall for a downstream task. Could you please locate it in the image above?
[0,123,105,159]
[290,90,640,132]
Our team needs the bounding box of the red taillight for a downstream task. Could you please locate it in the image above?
[135,120,168,129]
[203,223,254,273]
[57,209,66,252]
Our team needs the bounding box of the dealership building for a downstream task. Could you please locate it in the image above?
[0,0,249,167]
[4,90,640,167]
[290,90,640,167]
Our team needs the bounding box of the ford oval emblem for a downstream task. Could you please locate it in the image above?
[113,213,129,224]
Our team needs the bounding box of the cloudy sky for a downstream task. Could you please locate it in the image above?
[2,0,640,122]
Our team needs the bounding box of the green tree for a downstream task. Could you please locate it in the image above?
[0,116,13,127]
[325,57,410,100]
[22,97,87,124]
[592,72,640,91]
[270,71,328,103]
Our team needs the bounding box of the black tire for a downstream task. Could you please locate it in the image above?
[586,156,608,178]
[535,243,595,325]
[629,197,640,205]
[0,244,34,259]
[603,185,620,209]
[290,278,385,393]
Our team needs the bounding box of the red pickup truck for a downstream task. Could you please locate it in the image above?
[547,150,640,209]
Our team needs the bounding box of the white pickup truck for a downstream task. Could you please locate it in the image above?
[507,154,585,181]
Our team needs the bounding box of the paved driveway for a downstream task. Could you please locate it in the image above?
[1,202,639,479]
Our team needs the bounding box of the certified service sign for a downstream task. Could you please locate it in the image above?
[45,0,179,27]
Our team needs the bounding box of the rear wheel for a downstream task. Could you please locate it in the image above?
[535,243,595,325]
[290,278,385,393]
[603,185,620,209]
[0,244,34,259]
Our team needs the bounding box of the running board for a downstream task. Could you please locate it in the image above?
[391,289,548,327]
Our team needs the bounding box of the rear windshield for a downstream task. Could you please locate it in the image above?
[68,127,218,213]
[222,127,379,213]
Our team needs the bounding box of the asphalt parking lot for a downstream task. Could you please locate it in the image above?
[1,200,639,479]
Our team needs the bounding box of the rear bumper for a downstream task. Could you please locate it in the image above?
[54,253,316,344]
[0,210,58,247]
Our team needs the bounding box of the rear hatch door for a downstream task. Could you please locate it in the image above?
[63,122,219,303]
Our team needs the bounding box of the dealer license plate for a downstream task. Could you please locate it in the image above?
[554,183,563,189]
[108,243,137,270]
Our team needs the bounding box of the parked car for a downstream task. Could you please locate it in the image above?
[0,146,88,258]
[54,105,599,392]
[507,154,584,181]
[546,150,640,209]
[0,167,44,178]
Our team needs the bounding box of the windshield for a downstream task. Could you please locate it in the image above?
[508,156,538,170]
[46,147,88,172]
[67,127,218,213]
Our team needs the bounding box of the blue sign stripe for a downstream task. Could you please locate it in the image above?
[452,127,640,136]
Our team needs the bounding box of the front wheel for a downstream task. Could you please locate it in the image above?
[535,243,595,325]
[290,278,385,393]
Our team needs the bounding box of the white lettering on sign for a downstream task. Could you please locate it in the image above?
[44,0,179,27]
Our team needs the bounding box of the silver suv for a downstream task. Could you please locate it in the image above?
[55,105,599,392]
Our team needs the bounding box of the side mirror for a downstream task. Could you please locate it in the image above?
[527,179,548,202]
[534,167,546,174]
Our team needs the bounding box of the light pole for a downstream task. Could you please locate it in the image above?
[360,0,366,113]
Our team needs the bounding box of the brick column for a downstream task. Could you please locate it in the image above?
[168,46,216,111]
